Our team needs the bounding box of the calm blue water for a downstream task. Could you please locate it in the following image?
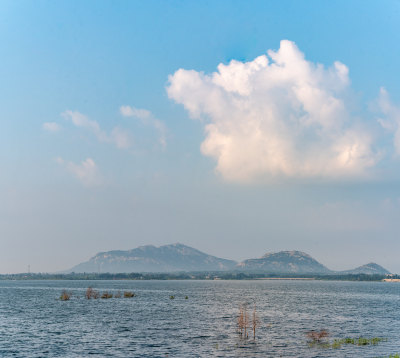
[0,280,399,357]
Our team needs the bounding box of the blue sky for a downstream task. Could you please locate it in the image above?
[1,0,400,273]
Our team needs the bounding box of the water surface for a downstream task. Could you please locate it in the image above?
[0,280,399,357]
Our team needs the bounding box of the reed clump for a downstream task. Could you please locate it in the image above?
[306,330,330,349]
[123,291,136,298]
[251,305,259,339]
[237,303,259,339]
[59,290,71,301]
[101,291,113,299]
[85,287,99,299]
[237,304,247,338]
[306,330,329,343]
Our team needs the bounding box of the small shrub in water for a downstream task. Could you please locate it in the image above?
[60,290,71,301]
[101,291,113,299]
[85,287,94,299]
[85,287,99,299]
[123,291,135,298]
[185,296,188,299]
[306,330,329,342]
[169,295,175,300]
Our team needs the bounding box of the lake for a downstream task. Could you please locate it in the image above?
[0,280,399,357]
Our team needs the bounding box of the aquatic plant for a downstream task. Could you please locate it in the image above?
[237,304,249,338]
[237,305,244,335]
[360,337,385,345]
[123,291,135,298]
[169,295,175,300]
[101,291,113,299]
[306,330,329,342]
[306,330,330,348]
[185,296,188,299]
[251,304,259,339]
[332,337,386,348]
[309,335,387,349]
[330,340,342,349]
[59,290,71,301]
[85,287,93,299]
[85,287,99,299]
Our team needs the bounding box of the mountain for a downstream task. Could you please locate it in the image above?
[237,250,332,274]
[68,243,237,273]
[68,244,391,275]
[340,262,390,275]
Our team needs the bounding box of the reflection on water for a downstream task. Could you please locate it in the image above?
[0,280,399,357]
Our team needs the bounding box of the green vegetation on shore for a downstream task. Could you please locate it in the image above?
[1,272,396,281]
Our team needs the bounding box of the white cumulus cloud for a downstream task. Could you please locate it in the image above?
[57,157,101,187]
[62,110,131,149]
[167,40,380,182]
[120,105,167,148]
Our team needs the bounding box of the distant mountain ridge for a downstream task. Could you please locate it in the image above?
[237,250,331,274]
[69,243,237,273]
[339,263,390,275]
[68,244,391,275]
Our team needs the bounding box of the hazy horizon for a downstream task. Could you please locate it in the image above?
[1,1,400,274]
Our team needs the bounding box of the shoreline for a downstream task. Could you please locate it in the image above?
[255,277,315,280]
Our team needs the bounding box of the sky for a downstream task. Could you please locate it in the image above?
[1,0,400,273]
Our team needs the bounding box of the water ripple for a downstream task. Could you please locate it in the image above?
[0,280,399,357]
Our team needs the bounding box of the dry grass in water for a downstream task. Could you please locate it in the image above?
[60,290,71,301]
[237,304,249,338]
[123,291,135,298]
[101,291,113,299]
[306,330,329,343]
[85,287,99,299]
[237,303,260,340]
[251,305,259,339]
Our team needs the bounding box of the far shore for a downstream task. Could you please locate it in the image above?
[1,272,398,282]
[383,278,400,282]
[255,277,315,280]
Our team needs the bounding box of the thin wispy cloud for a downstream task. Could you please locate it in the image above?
[120,105,167,148]
[42,122,62,132]
[57,157,102,187]
[62,110,131,149]
[377,88,400,156]
[167,40,394,182]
